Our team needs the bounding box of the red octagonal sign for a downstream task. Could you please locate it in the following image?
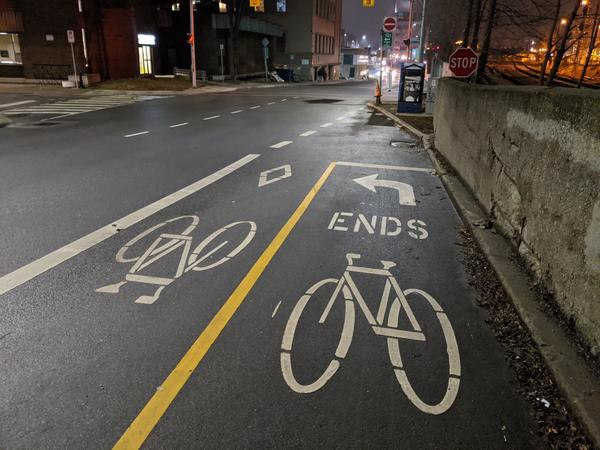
[448,47,479,78]
[383,17,396,32]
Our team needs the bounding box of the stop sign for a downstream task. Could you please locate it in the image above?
[383,17,396,32]
[448,48,479,77]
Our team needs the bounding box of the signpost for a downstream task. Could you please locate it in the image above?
[262,37,270,82]
[383,17,396,32]
[448,47,479,78]
[189,0,197,88]
[66,29,78,88]
[219,43,225,83]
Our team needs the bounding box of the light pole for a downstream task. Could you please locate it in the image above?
[406,0,415,60]
[418,0,427,63]
[189,0,197,88]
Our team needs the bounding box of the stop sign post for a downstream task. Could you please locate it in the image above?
[383,17,396,32]
[448,48,479,78]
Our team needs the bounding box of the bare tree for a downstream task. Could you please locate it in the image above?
[577,0,600,87]
[546,0,581,85]
[539,0,561,84]
[477,0,498,81]
[470,0,483,49]
[225,0,247,82]
[462,0,475,47]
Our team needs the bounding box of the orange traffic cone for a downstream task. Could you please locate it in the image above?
[375,80,382,105]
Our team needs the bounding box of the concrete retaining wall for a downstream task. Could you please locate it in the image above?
[434,79,600,352]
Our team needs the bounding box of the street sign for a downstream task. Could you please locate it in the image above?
[448,47,479,78]
[261,37,270,48]
[382,32,393,50]
[67,29,75,43]
[363,0,375,7]
[383,17,396,32]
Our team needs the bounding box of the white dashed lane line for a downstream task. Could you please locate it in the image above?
[336,116,346,121]
[124,131,150,138]
[250,105,261,109]
[299,130,317,137]
[320,122,334,128]
[170,122,188,128]
[270,141,293,149]
[203,115,220,121]
[230,110,243,114]
[281,99,287,102]
[267,102,276,105]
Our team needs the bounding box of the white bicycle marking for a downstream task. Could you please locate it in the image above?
[96,215,256,305]
[280,254,460,415]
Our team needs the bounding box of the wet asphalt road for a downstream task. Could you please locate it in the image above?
[0,81,541,448]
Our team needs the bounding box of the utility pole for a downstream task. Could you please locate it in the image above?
[189,0,197,88]
[418,0,427,63]
[406,0,414,60]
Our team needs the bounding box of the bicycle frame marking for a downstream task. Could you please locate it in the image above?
[96,216,257,305]
[281,253,461,415]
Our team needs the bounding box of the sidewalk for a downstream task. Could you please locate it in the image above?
[0,78,365,98]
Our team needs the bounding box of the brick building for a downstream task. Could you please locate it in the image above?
[262,0,343,81]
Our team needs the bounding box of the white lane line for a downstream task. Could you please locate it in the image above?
[270,141,293,149]
[299,130,317,137]
[0,154,261,297]
[124,131,150,138]
[272,300,283,318]
[203,115,220,121]
[267,102,276,105]
[336,116,346,121]
[336,161,435,173]
[5,110,93,115]
[230,110,243,114]
[250,105,261,109]
[170,122,189,128]
[320,122,334,128]
[0,100,37,109]
[44,114,76,121]
[281,99,287,102]
[292,96,299,99]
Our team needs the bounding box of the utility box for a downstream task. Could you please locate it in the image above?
[397,62,425,114]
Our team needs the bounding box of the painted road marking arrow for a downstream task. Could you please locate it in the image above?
[353,174,416,206]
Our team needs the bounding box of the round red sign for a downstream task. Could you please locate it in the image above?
[448,48,479,78]
[383,17,396,32]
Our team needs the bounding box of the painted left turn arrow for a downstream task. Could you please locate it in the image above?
[353,174,416,206]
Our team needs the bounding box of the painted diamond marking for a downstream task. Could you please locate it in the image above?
[258,165,292,187]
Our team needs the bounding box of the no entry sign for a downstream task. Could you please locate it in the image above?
[383,17,396,32]
[448,48,479,77]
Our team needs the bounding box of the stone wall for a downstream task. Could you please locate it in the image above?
[434,79,600,351]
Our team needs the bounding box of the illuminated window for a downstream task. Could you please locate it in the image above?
[219,1,227,12]
[138,34,156,46]
[138,45,153,75]
[0,33,22,64]
[171,2,180,11]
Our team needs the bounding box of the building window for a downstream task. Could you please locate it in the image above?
[171,2,181,11]
[218,1,227,12]
[0,32,22,64]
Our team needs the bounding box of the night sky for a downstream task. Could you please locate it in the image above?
[342,0,413,48]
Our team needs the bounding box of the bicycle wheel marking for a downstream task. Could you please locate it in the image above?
[96,216,257,305]
[280,253,461,416]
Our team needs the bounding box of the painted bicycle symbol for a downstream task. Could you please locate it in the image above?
[280,253,460,415]
[96,215,256,304]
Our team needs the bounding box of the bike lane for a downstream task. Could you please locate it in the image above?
[140,159,542,447]
[0,153,343,448]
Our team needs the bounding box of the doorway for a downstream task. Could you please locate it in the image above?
[138,45,153,75]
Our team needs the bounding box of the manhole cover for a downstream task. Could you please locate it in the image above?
[304,99,343,104]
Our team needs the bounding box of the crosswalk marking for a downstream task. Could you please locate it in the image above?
[3,95,168,117]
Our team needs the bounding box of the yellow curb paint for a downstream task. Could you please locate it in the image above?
[113,162,337,449]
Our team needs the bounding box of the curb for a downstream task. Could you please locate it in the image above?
[426,147,600,447]
[367,102,434,150]
[0,114,11,128]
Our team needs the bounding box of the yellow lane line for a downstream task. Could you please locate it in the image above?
[113,162,337,449]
